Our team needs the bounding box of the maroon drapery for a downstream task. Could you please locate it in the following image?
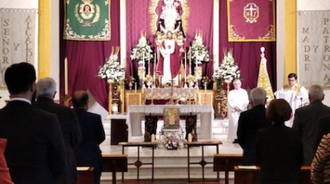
[219,0,277,91]
[60,0,121,110]
[125,0,214,84]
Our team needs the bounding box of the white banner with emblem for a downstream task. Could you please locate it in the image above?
[0,9,37,87]
[298,11,330,88]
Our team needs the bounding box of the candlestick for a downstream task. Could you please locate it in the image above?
[64,57,68,95]
[204,82,207,92]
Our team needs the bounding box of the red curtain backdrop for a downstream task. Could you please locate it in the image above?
[219,0,277,90]
[60,0,121,110]
[125,0,214,83]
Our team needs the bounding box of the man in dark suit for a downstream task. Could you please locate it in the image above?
[293,84,330,166]
[0,62,66,184]
[314,113,330,153]
[237,87,271,165]
[34,77,82,184]
[72,90,105,184]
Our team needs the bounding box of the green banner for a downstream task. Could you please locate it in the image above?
[64,0,111,41]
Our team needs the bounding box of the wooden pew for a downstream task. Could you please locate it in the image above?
[102,154,128,184]
[234,166,312,184]
[213,154,243,184]
[74,167,94,184]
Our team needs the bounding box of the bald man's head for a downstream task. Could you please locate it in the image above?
[72,90,89,109]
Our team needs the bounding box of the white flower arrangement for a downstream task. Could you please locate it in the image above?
[188,32,210,63]
[130,33,153,62]
[98,52,125,83]
[213,49,241,83]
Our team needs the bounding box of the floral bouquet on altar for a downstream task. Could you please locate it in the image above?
[158,131,184,150]
[213,48,241,85]
[188,31,210,64]
[130,32,153,63]
[97,47,125,83]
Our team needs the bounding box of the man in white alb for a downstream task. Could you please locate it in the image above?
[274,73,308,127]
[227,79,249,143]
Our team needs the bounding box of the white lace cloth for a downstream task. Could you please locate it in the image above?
[128,105,214,141]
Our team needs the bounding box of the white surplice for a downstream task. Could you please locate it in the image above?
[227,88,249,140]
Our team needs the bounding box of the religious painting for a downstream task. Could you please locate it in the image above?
[227,0,275,42]
[163,108,180,129]
[64,0,111,41]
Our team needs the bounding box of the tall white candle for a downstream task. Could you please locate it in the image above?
[189,51,192,74]
[153,52,156,83]
[64,57,68,95]
[185,51,187,78]
[148,57,150,74]
[135,82,137,93]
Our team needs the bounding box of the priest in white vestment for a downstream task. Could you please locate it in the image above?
[274,73,308,127]
[227,79,249,142]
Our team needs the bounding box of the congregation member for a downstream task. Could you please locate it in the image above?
[293,84,330,166]
[256,99,303,184]
[0,62,66,183]
[72,90,105,184]
[34,77,82,184]
[311,133,330,184]
[0,139,13,184]
[314,112,330,153]
[237,88,271,165]
[227,79,249,143]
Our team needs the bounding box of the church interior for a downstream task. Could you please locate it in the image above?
[1,0,330,183]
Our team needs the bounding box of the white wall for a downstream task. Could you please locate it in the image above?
[297,0,330,106]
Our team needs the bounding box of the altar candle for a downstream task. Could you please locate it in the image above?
[204,82,207,92]
[154,52,156,83]
[148,57,150,74]
[189,51,192,74]
[151,134,155,142]
[135,82,137,93]
[185,51,187,78]
[64,57,68,95]
[188,133,192,142]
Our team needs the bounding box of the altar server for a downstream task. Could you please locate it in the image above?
[227,79,249,143]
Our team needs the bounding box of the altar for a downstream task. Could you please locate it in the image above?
[127,105,214,141]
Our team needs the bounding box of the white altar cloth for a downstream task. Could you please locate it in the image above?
[127,105,214,141]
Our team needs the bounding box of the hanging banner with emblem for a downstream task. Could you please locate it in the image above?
[64,0,111,41]
[227,0,275,42]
